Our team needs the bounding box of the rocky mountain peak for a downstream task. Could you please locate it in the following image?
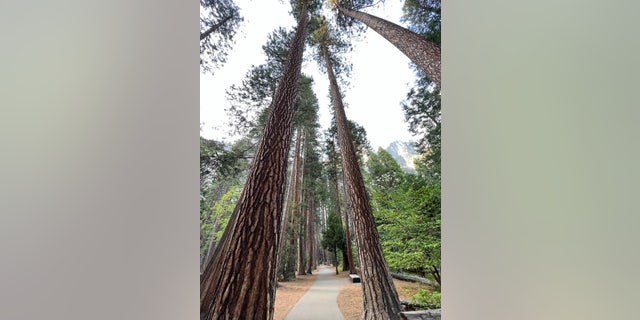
[385,141,419,172]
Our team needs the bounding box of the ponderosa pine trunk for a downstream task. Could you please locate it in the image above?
[199,3,309,319]
[322,46,402,320]
[336,4,440,88]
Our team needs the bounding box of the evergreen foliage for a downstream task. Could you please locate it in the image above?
[200,0,243,74]
[366,148,441,287]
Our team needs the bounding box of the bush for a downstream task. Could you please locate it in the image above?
[411,289,441,309]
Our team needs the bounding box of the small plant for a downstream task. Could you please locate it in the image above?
[411,289,441,309]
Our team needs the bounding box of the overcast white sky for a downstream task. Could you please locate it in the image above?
[200,0,417,150]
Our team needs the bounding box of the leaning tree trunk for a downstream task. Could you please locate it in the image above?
[322,45,402,320]
[336,4,440,88]
[199,3,309,319]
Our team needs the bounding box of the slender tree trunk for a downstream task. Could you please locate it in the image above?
[322,46,402,320]
[200,14,234,41]
[313,210,320,270]
[296,134,308,276]
[297,196,307,275]
[277,130,302,281]
[306,198,315,274]
[341,249,349,272]
[431,265,441,287]
[318,207,329,265]
[284,128,304,281]
[200,214,222,272]
[334,246,339,275]
[279,130,301,252]
[289,131,304,276]
[199,3,309,319]
[340,180,356,274]
[336,4,440,88]
[332,178,353,273]
[199,193,219,271]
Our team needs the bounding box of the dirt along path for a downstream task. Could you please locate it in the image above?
[284,265,347,320]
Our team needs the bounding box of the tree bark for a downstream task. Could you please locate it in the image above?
[322,45,402,320]
[337,4,441,88]
[199,3,309,319]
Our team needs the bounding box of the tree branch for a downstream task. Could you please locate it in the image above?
[200,14,234,41]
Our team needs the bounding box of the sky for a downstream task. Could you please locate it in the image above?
[200,0,418,151]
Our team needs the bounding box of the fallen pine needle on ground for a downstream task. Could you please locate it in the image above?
[336,270,437,320]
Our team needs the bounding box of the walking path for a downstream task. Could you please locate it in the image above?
[285,265,346,320]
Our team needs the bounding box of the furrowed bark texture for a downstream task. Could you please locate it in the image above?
[199,4,309,319]
[322,46,402,320]
[337,5,441,88]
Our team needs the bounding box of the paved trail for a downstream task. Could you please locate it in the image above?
[285,265,346,320]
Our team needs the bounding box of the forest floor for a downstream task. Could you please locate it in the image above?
[337,272,435,320]
[273,271,318,320]
[274,265,434,320]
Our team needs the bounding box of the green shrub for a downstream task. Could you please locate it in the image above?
[411,289,441,309]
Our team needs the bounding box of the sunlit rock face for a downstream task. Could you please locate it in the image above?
[386,140,418,173]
